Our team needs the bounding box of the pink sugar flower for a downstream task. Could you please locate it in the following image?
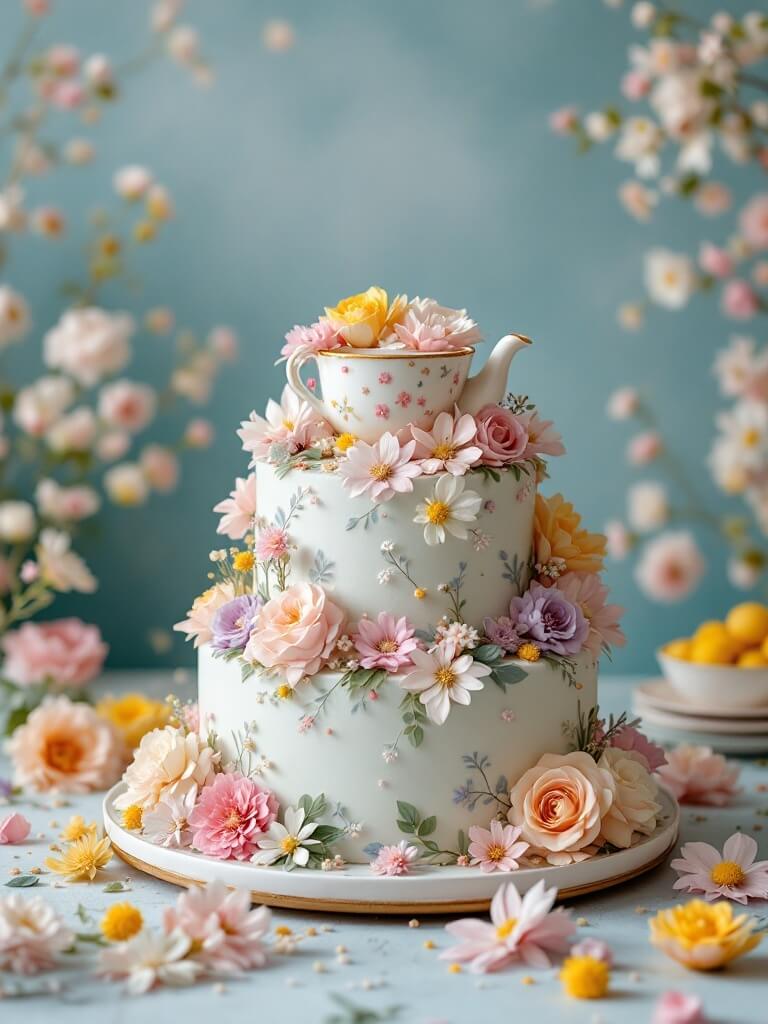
[393,297,482,352]
[656,744,740,806]
[671,833,768,904]
[721,279,760,320]
[375,403,390,419]
[441,879,575,973]
[652,991,707,1024]
[468,819,529,873]
[519,409,565,459]
[238,384,330,462]
[354,612,420,673]
[280,320,340,360]
[395,390,411,408]
[213,474,256,540]
[378,371,392,384]
[338,431,421,502]
[0,813,31,845]
[570,937,614,966]
[188,773,278,861]
[609,724,666,771]
[555,572,626,656]
[255,525,289,562]
[411,410,482,476]
[370,840,420,876]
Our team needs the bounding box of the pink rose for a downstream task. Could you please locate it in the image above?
[2,619,107,688]
[508,751,615,866]
[721,279,760,320]
[0,813,31,845]
[474,404,529,467]
[244,582,344,686]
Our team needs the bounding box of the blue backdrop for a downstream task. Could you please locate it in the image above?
[2,0,762,672]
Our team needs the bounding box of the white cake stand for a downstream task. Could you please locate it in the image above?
[103,783,680,915]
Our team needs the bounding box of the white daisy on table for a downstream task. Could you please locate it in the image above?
[413,474,482,546]
[251,805,320,867]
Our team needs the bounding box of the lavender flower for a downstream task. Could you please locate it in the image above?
[211,594,261,651]
[482,615,522,653]
[508,581,588,655]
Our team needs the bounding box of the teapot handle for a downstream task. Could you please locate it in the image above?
[285,349,328,417]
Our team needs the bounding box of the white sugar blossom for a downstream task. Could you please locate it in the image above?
[251,806,320,867]
[377,569,394,584]
[414,475,482,546]
[98,928,200,994]
[399,640,491,725]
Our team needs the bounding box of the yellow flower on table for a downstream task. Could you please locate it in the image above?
[533,492,606,581]
[560,954,610,999]
[96,692,170,751]
[649,899,762,971]
[101,902,143,942]
[60,814,98,843]
[45,831,113,882]
[324,286,408,348]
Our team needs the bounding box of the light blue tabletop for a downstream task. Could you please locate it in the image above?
[1,673,766,1024]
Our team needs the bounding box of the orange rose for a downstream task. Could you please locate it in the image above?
[534,493,606,584]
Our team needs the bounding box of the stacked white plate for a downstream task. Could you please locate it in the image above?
[633,678,768,755]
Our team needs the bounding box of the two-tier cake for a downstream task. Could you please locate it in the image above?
[109,287,674,902]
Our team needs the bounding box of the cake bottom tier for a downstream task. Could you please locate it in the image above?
[197,646,598,863]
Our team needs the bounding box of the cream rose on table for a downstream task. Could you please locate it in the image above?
[508,751,616,866]
[324,286,408,348]
[115,725,219,812]
[244,582,345,686]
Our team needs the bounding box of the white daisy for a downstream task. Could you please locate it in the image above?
[98,928,200,995]
[413,475,482,546]
[399,640,491,725]
[142,785,197,848]
[251,806,320,867]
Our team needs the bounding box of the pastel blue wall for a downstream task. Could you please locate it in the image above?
[2,0,761,672]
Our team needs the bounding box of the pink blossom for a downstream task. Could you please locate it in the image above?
[609,725,666,771]
[2,618,107,688]
[353,612,420,673]
[98,379,157,432]
[238,385,330,462]
[519,409,565,459]
[113,165,153,201]
[634,531,705,603]
[46,44,79,76]
[549,106,578,134]
[411,410,482,476]
[739,193,768,249]
[35,478,100,522]
[555,572,625,656]
[656,745,740,806]
[140,445,180,493]
[627,430,663,464]
[441,879,575,972]
[188,773,278,861]
[671,833,768,904]
[255,525,289,561]
[375,403,390,419]
[213,474,256,540]
[370,840,420,876]
[163,880,271,974]
[280,320,340,360]
[184,418,214,448]
[0,894,73,974]
[468,820,529,873]
[694,182,731,217]
[474,405,528,467]
[622,70,651,100]
[31,206,66,237]
[0,813,31,845]
[395,390,411,408]
[20,560,38,583]
[378,371,392,384]
[606,386,639,420]
[338,431,421,502]
[604,519,631,559]
[96,430,130,462]
[651,991,706,1024]
[721,279,760,320]
[43,307,133,387]
[174,582,235,648]
[570,938,614,966]
[208,326,238,361]
[698,242,733,279]
[393,297,482,352]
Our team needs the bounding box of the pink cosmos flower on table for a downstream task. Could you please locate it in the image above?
[279,319,341,360]
[652,991,707,1024]
[468,819,529,872]
[519,409,565,460]
[411,410,482,476]
[213,473,256,540]
[244,582,345,686]
[163,880,271,974]
[353,612,420,673]
[555,572,626,657]
[238,384,330,462]
[370,840,420,876]
[398,639,491,725]
[0,894,74,975]
[338,432,421,502]
[0,813,31,845]
[188,773,278,861]
[671,833,768,905]
[655,744,740,806]
[392,297,482,352]
[441,879,575,973]
[1,618,107,688]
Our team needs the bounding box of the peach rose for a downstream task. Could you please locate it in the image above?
[597,747,661,848]
[244,582,344,685]
[114,725,219,812]
[2,618,107,689]
[508,751,616,865]
[8,696,124,793]
[534,492,606,584]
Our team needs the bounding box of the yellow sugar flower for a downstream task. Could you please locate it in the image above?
[649,899,762,971]
[335,432,357,453]
[560,955,610,999]
[61,815,98,843]
[233,550,255,573]
[121,805,143,831]
[101,902,143,942]
[534,492,606,580]
[517,642,541,663]
[96,692,170,751]
[324,286,408,348]
[45,832,113,882]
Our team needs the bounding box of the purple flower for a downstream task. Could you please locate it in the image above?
[482,615,522,653]
[508,581,588,655]
[211,594,261,651]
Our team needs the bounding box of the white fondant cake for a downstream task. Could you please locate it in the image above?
[124,287,661,880]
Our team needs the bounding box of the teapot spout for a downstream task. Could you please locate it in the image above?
[459,333,532,416]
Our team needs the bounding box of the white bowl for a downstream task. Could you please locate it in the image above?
[657,649,768,711]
